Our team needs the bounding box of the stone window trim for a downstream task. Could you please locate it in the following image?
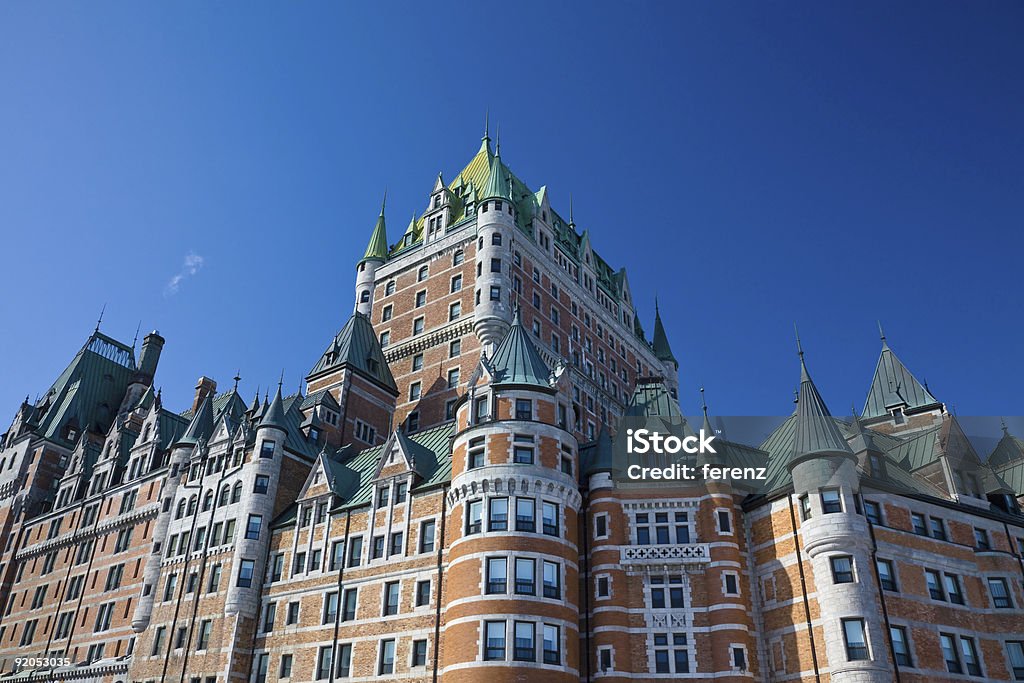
[597,645,615,673]
[888,621,917,669]
[721,570,741,597]
[730,642,749,672]
[593,512,610,541]
[715,507,733,536]
[595,572,612,600]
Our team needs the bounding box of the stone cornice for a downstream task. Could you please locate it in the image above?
[15,502,160,560]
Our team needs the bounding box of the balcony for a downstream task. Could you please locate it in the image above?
[620,543,711,572]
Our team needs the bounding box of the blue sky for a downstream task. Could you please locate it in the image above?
[1,1,1021,423]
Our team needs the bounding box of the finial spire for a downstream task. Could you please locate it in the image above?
[278,369,284,390]
[483,109,490,142]
[569,194,575,227]
[700,385,708,416]
[495,124,500,156]
[233,371,241,391]
[1002,417,1009,435]
[132,321,141,351]
[380,189,387,214]
[877,320,887,344]
[794,323,810,380]
[94,303,106,334]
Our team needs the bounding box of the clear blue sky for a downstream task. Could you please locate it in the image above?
[1,1,1021,423]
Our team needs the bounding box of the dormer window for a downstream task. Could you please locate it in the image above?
[433,195,440,209]
[891,408,905,424]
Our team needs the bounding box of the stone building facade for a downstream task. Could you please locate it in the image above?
[1,131,1024,683]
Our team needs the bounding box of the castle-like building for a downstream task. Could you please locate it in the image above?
[2,130,1024,683]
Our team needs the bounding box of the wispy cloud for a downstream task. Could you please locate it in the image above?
[164,251,205,296]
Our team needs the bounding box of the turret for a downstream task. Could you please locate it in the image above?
[788,337,890,682]
[355,194,389,316]
[472,139,515,352]
[224,382,288,617]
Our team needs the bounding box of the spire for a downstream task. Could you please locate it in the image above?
[569,194,575,228]
[232,371,241,392]
[652,300,678,371]
[479,109,492,154]
[487,305,552,387]
[360,192,389,263]
[877,320,888,349]
[700,386,714,436]
[259,379,288,432]
[790,338,852,466]
[848,403,879,454]
[249,389,261,415]
[94,303,106,334]
[482,145,511,202]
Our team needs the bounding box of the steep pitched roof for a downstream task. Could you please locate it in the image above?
[989,426,1024,468]
[481,151,512,202]
[178,396,215,446]
[259,385,287,432]
[486,309,551,388]
[581,426,614,476]
[862,333,940,418]
[651,302,678,370]
[361,196,389,263]
[307,312,397,393]
[791,355,852,464]
[625,380,684,419]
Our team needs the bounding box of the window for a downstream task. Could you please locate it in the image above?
[394,482,407,504]
[316,646,333,680]
[490,258,502,273]
[415,290,426,307]
[724,572,739,595]
[416,580,431,607]
[196,619,212,650]
[599,647,613,672]
[342,588,357,621]
[453,250,464,266]
[254,475,269,494]
[513,444,534,464]
[383,581,400,615]
[911,512,927,535]
[447,368,460,388]
[941,633,963,673]
[489,285,501,301]
[371,535,385,559]
[237,559,255,587]
[925,569,945,600]
[382,304,393,321]
[385,280,396,295]
[260,440,275,459]
[487,557,507,594]
[597,575,610,598]
[347,537,362,567]
[542,502,559,536]
[732,645,747,670]
[990,577,1013,608]
[975,528,991,550]
[876,558,897,591]
[830,555,854,583]
[413,317,424,334]
[930,517,947,541]
[890,626,912,667]
[293,551,307,574]
[516,498,535,532]
[842,619,868,660]
[484,497,507,531]
[1006,641,1024,680]
[389,531,403,556]
[821,489,842,513]
[380,331,390,347]
[263,602,276,631]
[152,626,166,655]
[799,494,811,520]
[412,353,423,371]
[467,500,483,534]
[515,558,536,595]
[864,499,882,524]
[279,653,293,679]
[485,621,506,660]
[286,601,299,625]
[164,573,178,601]
[595,513,608,539]
[409,382,421,401]
[717,509,732,533]
[245,514,262,540]
[543,560,561,599]
[410,638,428,667]
[417,265,428,281]
[515,399,532,420]
[450,339,461,357]
[449,302,461,321]
[417,520,436,553]
[514,622,535,661]
[945,573,964,604]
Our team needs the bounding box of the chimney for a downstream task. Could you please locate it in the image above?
[138,330,165,383]
[193,376,217,412]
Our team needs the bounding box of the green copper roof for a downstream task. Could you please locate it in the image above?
[581,425,613,476]
[307,312,397,393]
[361,196,389,263]
[481,151,512,202]
[989,427,1024,467]
[624,379,684,419]
[791,356,852,464]
[862,333,939,418]
[260,385,287,432]
[486,309,552,388]
[651,302,678,370]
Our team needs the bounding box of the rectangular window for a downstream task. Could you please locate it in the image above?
[383,581,400,616]
[263,602,276,631]
[330,541,345,571]
[279,653,293,679]
[890,626,912,667]
[595,513,608,538]
[415,579,431,607]
[286,601,299,625]
[389,532,403,556]
[485,621,506,660]
[515,558,536,595]
[322,592,338,624]
[515,498,535,532]
[412,639,428,667]
[930,517,947,541]
[196,620,212,650]
[347,536,362,567]
[799,494,811,520]
[542,502,559,536]
[543,624,560,664]
[911,512,927,535]
[487,557,507,594]
[926,569,945,600]
[245,514,262,540]
[975,527,991,550]
[1006,641,1024,680]
[409,382,421,401]
[941,633,962,673]
[945,573,964,605]
[467,500,483,535]
[842,619,868,661]
[514,621,535,661]
[864,500,882,524]
[717,509,732,533]
[513,445,534,464]
[876,558,897,591]
[961,636,982,675]
[990,577,1013,608]
[336,643,352,678]
[821,489,842,513]
[543,560,561,599]
[254,475,269,494]
[485,497,509,532]
[342,588,357,621]
[450,339,461,357]
[260,440,275,458]
[316,646,333,680]
[237,559,255,587]
[420,520,436,553]
[372,535,385,559]
[515,399,532,420]
[830,555,854,583]
[413,317,424,335]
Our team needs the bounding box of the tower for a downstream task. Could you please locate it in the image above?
[472,136,515,352]
[445,310,581,681]
[788,344,890,682]
[355,194,389,316]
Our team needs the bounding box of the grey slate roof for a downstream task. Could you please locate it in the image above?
[989,428,1024,468]
[581,426,613,476]
[260,386,287,432]
[307,312,397,393]
[862,338,939,418]
[486,309,552,388]
[178,396,215,446]
[651,304,678,370]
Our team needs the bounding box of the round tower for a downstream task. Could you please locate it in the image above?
[443,315,581,681]
[473,145,515,352]
[224,384,287,617]
[788,348,890,682]
[355,194,388,316]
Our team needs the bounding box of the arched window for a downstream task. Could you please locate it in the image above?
[453,250,464,266]
[203,491,213,512]
[385,280,396,295]
[219,485,230,507]
[187,495,197,516]
[360,290,370,303]
[231,482,243,504]
[175,499,186,520]
[492,233,502,246]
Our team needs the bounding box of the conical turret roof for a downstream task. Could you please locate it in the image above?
[260,384,287,432]
[487,308,551,387]
[652,301,678,370]
[791,351,852,466]
[481,151,512,202]
[582,425,614,476]
[361,194,389,263]
[307,312,397,393]
[178,396,214,446]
